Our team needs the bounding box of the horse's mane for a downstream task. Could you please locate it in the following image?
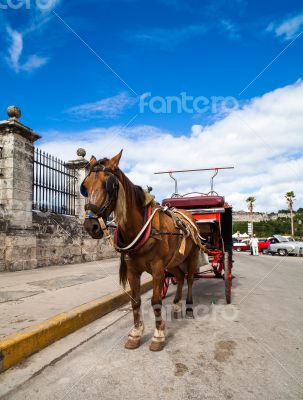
[118,169,145,211]
[116,170,145,288]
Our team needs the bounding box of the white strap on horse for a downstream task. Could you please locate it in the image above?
[114,207,163,251]
[110,205,203,253]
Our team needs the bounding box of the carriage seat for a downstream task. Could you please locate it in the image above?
[162,195,225,209]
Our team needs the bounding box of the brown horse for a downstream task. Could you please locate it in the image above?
[81,151,204,351]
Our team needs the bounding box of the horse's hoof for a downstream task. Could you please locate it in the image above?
[149,341,165,352]
[125,338,141,350]
[174,310,182,319]
[173,302,182,319]
[186,309,194,319]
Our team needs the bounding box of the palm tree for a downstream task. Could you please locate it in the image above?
[285,191,295,236]
[246,196,256,214]
[246,196,256,235]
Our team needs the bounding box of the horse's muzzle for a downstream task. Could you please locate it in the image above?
[84,218,104,239]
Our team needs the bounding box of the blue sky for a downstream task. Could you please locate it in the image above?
[1,0,303,211]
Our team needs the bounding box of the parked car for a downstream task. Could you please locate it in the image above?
[267,235,303,256]
[258,239,270,254]
[233,239,250,252]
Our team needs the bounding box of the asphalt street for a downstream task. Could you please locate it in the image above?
[1,253,303,400]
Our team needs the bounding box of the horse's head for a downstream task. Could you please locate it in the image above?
[81,150,122,239]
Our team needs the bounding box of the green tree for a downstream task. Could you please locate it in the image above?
[285,191,295,236]
[246,196,256,235]
[246,196,256,213]
[233,219,300,238]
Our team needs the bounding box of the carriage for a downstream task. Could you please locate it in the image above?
[156,168,234,304]
[83,153,234,350]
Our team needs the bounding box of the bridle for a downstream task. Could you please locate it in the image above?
[80,162,119,220]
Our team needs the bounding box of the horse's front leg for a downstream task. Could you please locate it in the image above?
[125,269,144,350]
[150,265,166,352]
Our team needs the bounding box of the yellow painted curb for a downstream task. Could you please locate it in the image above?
[0,278,153,372]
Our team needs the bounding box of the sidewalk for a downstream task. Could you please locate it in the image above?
[0,257,150,339]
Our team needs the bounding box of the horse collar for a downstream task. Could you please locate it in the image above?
[114,206,152,254]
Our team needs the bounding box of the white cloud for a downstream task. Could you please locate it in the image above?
[26,0,61,33]
[22,54,48,71]
[220,19,240,39]
[130,19,241,49]
[130,24,207,49]
[6,27,23,72]
[267,12,303,41]
[67,92,138,119]
[4,1,61,73]
[41,81,303,212]
[6,27,48,73]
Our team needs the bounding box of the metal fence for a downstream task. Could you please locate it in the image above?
[33,148,77,215]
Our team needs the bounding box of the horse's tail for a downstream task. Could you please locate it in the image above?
[119,254,128,288]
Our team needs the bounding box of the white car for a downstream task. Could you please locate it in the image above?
[267,235,303,256]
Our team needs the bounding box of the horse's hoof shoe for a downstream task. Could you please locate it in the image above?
[149,341,165,352]
[186,310,194,319]
[174,311,182,320]
[125,338,140,350]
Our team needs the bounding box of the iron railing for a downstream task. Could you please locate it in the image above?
[33,148,77,215]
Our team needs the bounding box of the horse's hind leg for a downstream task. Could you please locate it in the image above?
[150,262,166,352]
[170,266,185,316]
[125,269,144,350]
[186,246,200,318]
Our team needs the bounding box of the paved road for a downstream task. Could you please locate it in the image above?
[1,253,303,400]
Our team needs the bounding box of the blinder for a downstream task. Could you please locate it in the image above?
[80,164,114,198]
[105,174,118,197]
[80,180,88,197]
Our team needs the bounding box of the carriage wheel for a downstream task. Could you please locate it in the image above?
[224,252,232,304]
[161,276,170,299]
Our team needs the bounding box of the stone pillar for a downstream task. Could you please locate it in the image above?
[65,149,117,261]
[0,106,41,271]
[0,106,41,229]
[65,148,88,221]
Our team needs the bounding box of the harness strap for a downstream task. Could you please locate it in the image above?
[171,208,206,243]
[113,205,206,255]
[114,207,163,252]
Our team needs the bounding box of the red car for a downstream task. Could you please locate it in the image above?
[258,239,270,254]
[233,239,270,253]
[233,239,250,252]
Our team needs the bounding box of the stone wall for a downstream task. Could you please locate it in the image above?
[233,211,292,222]
[0,211,117,272]
[0,106,117,272]
[33,211,116,268]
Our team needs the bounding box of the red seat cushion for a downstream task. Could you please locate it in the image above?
[162,195,225,209]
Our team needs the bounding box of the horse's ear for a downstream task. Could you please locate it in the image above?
[109,150,123,170]
[89,156,97,168]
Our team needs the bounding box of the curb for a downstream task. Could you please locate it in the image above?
[0,278,153,372]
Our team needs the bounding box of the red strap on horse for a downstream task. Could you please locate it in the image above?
[114,206,152,253]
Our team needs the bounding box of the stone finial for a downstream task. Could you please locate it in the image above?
[7,106,21,121]
[65,148,88,170]
[77,148,86,159]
